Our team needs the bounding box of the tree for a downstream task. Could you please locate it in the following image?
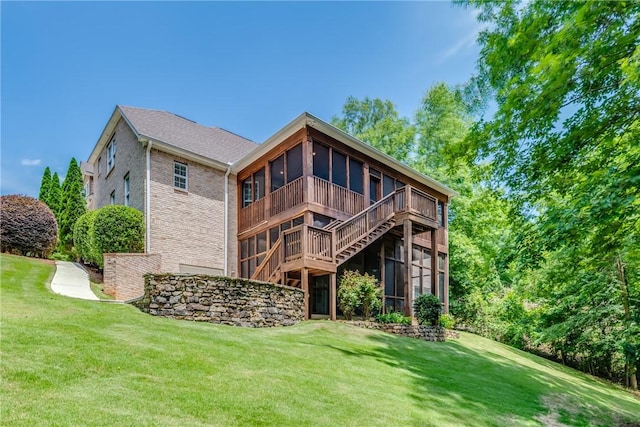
[38,167,52,205]
[0,195,58,258]
[331,96,415,163]
[59,158,86,249]
[48,172,62,219]
[459,0,640,388]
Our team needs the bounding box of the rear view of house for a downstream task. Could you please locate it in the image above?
[83,106,456,319]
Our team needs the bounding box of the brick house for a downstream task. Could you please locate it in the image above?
[83,106,456,319]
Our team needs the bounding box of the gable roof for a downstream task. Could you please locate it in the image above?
[232,112,458,199]
[87,106,257,169]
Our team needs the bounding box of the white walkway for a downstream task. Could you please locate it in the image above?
[50,261,99,301]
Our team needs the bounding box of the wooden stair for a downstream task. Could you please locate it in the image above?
[335,218,395,265]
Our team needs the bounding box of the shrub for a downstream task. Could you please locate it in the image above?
[337,271,361,320]
[414,294,442,326]
[73,210,98,265]
[92,206,144,268]
[338,270,383,320]
[357,273,383,319]
[439,313,456,329]
[0,195,58,258]
[376,312,412,325]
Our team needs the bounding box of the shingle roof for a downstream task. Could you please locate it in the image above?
[118,106,257,164]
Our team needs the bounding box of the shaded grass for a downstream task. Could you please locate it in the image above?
[1,254,639,426]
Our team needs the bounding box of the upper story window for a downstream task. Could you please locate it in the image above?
[174,161,187,190]
[97,157,102,175]
[270,144,302,192]
[312,141,364,195]
[242,168,265,208]
[106,135,116,173]
[437,201,445,227]
[110,190,115,205]
[123,173,130,206]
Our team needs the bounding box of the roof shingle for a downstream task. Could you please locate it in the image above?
[118,106,257,164]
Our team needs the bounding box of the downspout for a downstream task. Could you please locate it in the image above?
[224,163,232,276]
[145,140,153,253]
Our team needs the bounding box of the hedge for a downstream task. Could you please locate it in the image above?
[73,205,144,268]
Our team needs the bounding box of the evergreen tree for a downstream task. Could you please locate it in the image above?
[49,172,62,222]
[59,158,86,248]
[38,167,52,205]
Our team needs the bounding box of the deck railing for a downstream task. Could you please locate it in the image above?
[283,225,333,263]
[309,176,365,216]
[239,197,266,231]
[270,177,304,216]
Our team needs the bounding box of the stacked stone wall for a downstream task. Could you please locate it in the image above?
[135,274,304,328]
[346,321,459,342]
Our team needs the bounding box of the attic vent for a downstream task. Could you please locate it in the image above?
[173,113,197,123]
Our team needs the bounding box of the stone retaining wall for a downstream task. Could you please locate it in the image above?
[134,274,305,328]
[346,321,460,342]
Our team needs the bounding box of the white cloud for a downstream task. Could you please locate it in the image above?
[438,8,486,63]
[21,159,42,166]
[440,31,479,60]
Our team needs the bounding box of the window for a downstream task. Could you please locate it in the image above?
[239,231,268,278]
[97,157,102,175]
[270,154,285,191]
[437,201,445,227]
[286,144,303,181]
[241,168,266,208]
[106,135,116,172]
[411,245,432,298]
[384,238,405,313]
[174,161,187,190]
[110,190,115,205]
[438,254,446,303]
[332,150,347,188]
[349,158,363,194]
[123,173,130,206]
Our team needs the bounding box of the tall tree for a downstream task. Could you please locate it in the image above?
[331,96,415,163]
[59,158,86,248]
[48,172,62,220]
[38,167,52,205]
[459,0,640,387]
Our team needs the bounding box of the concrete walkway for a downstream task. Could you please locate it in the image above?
[50,261,99,301]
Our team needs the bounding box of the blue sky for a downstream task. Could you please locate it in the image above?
[1,1,481,197]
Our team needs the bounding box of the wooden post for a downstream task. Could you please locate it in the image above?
[432,227,439,297]
[403,219,412,318]
[363,163,370,205]
[329,273,337,320]
[380,243,386,314]
[301,268,309,320]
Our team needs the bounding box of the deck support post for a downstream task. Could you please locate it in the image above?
[330,272,337,320]
[403,219,413,318]
[432,227,439,299]
[301,268,309,320]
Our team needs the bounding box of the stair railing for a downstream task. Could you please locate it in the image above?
[251,237,282,282]
[334,191,397,255]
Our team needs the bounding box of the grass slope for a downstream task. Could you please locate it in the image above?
[1,254,639,426]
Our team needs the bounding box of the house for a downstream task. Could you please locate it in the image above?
[83,106,456,319]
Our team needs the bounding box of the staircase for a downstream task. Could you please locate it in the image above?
[251,185,437,285]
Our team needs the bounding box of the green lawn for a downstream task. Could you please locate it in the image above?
[1,254,639,426]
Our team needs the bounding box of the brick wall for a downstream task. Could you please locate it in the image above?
[103,253,162,300]
[92,118,146,213]
[135,274,304,327]
[149,150,236,274]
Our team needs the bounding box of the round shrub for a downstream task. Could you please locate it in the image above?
[93,205,144,268]
[0,195,58,258]
[413,294,442,326]
[73,210,98,265]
